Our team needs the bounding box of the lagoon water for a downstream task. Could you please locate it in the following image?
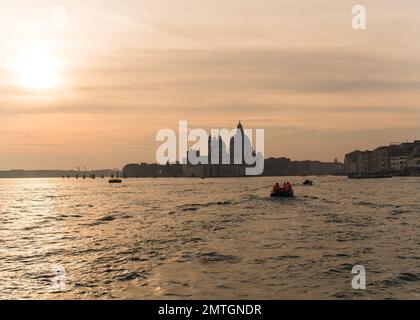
[0,176,419,299]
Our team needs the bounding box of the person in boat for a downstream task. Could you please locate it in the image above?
[272,182,281,193]
[286,182,293,193]
[282,182,288,192]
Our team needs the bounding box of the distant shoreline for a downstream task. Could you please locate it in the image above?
[0,170,114,179]
[0,173,345,179]
[0,158,346,179]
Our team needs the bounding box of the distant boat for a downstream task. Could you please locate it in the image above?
[303,179,313,186]
[109,171,122,184]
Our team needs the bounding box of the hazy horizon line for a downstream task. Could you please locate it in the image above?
[0,155,345,172]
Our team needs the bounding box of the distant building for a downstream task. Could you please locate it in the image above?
[344,140,420,177]
[407,154,420,170]
[123,162,183,178]
[264,157,292,176]
[286,159,343,176]
[390,155,408,172]
[344,150,372,175]
[371,146,389,173]
[123,121,344,178]
[184,121,249,177]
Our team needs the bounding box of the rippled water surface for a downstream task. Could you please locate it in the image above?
[0,177,419,299]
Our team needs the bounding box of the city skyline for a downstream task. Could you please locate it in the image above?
[1,1,420,169]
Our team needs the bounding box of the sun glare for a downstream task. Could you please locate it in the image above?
[18,48,60,90]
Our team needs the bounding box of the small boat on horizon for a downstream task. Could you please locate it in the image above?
[303,179,313,186]
[109,171,122,184]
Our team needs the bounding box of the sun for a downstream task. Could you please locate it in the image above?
[18,48,60,90]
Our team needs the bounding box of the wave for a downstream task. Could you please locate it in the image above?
[177,200,234,212]
[116,271,147,282]
[177,251,241,264]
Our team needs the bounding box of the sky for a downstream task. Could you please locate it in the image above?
[0,0,420,169]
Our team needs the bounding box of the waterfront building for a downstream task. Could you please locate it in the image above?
[344,140,420,176]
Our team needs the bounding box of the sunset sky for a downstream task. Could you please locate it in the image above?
[1,0,420,169]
